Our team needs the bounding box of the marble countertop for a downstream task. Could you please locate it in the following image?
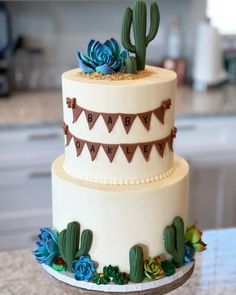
[0,228,235,295]
[0,83,236,127]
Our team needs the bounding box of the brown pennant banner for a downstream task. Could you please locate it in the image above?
[84,110,100,130]
[66,98,172,134]
[120,114,137,134]
[73,136,86,157]
[138,111,152,131]
[138,142,153,161]
[86,142,101,161]
[101,113,119,133]
[102,144,119,163]
[120,144,138,163]
[63,124,177,163]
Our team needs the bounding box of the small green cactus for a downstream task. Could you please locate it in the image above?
[124,56,137,74]
[58,221,93,272]
[121,1,160,70]
[164,216,185,267]
[129,245,144,283]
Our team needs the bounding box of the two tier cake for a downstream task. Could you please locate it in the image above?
[33,1,206,293]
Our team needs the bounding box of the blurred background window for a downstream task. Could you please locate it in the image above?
[207,0,236,35]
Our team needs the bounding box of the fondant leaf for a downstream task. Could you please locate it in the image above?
[78,54,95,73]
[96,64,115,75]
[120,50,129,59]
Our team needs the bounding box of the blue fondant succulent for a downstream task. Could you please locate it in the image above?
[32,228,59,266]
[72,256,96,281]
[184,241,195,264]
[77,38,128,74]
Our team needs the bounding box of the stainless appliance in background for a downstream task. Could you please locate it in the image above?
[0,2,11,97]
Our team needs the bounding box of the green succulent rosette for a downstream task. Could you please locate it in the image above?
[144,256,165,280]
[103,265,119,279]
[93,273,110,285]
[185,224,207,252]
[113,272,129,285]
[161,260,175,276]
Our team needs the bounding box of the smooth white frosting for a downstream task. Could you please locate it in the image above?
[52,154,189,273]
[62,66,176,182]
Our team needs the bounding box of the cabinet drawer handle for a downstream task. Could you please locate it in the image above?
[29,171,51,178]
[28,133,59,141]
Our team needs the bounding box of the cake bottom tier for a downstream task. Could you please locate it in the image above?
[52,155,189,273]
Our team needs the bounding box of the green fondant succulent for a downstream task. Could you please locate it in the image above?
[113,272,129,285]
[185,224,207,252]
[103,265,119,279]
[58,221,93,272]
[164,216,185,267]
[144,256,165,280]
[124,56,137,74]
[121,0,160,70]
[129,245,144,283]
[161,260,176,276]
[52,257,67,271]
[93,273,110,285]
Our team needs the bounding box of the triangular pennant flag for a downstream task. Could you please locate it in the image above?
[120,114,137,134]
[72,106,83,123]
[138,142,153,161]
[86,141,101,161]
[101,113,119,133]
[84,110,100,130]
[120,144,138,163]
[102,144,119,163]
[153,107,165,124]
[155,140,166,158]
[73,136,86,156]
[138,111,152,131]
[62,123,73,146]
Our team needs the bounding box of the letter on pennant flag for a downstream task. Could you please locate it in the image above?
[120,144,138,163]
[102,144,119,162]
[101,113,119,133]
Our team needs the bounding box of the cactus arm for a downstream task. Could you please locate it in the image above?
[76,229,93,258]
[121,7,136,53]
[146,2,160,45]
[164,226,177,258]
[58,229,67,262]
[129,245,144,283]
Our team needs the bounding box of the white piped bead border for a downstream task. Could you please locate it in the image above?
[69,166,176,186]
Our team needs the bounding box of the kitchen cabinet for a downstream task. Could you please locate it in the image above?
[0,125,63,251]
[176,116,236,229]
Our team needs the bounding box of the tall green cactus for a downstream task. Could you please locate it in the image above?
[121,1,160,70]
[129,245,144,283]
[58,221,93,272]
[164,216,185,267]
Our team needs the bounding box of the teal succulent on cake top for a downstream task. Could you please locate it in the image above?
[78,38,128,75]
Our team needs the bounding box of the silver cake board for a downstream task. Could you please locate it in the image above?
[42,262,194,295]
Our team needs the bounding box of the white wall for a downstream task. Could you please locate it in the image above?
[6,0,206,88]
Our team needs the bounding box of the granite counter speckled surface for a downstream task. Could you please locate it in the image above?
[0,84,236,127]
[0,228,235,295]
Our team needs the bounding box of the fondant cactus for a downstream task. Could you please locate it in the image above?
[121,0,160,70]
[125,56,137,74]
[76,229,93,258]
[58,221,93,272]
[164,216,185,267]
[129,245,144,283]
